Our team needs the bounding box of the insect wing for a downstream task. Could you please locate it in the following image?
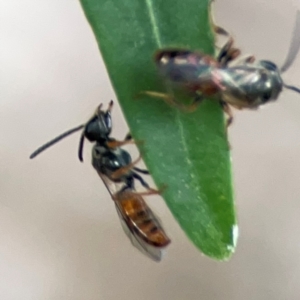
[114,191,170,261]
[115,204,164,262]
[280,10,300,73]
[156,49,219,88]
[95,172,168,261]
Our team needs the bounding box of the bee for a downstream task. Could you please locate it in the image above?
[30,101,171,261]
[143,11,300,126]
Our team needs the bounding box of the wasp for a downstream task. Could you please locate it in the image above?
[30,101,171,261]
[143,11,300,126]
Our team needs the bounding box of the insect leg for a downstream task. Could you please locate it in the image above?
[139,91,181,108]
[124,133,132,141]
[188,94,205,111]
[119,177,135,193]
[133,167,150,175]
[139,91,199,112]
[220,100,234,128]
[134,184,167,197]
[217,38,241,66]
[124,132,145,146]
[213,25,229,37]
[132,172,165,196]
[106,132,141,149]
[133,190,161,197]
[234,55,256,65]
[132,172,151,189]
[209,0,229,37]
[106,139,136,148]
[106,135,144,149]
[243,55,255,64]
[110,155,142,180]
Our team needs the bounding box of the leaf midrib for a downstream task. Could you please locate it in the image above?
[144,0,206,210]
[145,0,162,47]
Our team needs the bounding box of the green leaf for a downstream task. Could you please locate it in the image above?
[79,0,237,260]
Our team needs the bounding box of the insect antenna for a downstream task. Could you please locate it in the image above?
[78,102,109,162]
[283,84,300,94]
[107,100,114,112]
[280,10,300,73]
[30,124,84,159]
[78,131,85,162]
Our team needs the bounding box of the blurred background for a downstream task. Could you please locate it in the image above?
[1,0,300,299]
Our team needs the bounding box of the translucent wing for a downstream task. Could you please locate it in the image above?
[115,206,165,262]
[95,172,170,261]
[280,10,300,73]
[114,191,170,262]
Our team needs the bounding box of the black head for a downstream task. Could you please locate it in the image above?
[260,60,278,72]
[29,101,114,161]
[83,102,112,143]
[78,101,114,161]
[259,60,300,100]
[257,60,283,103]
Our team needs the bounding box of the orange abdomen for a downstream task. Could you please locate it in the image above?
[116,191,171,247]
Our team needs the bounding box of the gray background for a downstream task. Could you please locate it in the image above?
[1,0,300,299]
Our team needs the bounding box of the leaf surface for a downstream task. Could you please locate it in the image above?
[80,0,237,260]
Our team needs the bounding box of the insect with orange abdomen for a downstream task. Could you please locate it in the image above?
[30,101,170,261]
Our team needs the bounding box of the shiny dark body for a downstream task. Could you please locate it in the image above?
[153,13,300,122]
[156,48,285,110]
[92,145,132,183]
[218,61,284,109]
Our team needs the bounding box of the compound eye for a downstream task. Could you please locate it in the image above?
[104,112,112,131]
[260,60,278,71]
